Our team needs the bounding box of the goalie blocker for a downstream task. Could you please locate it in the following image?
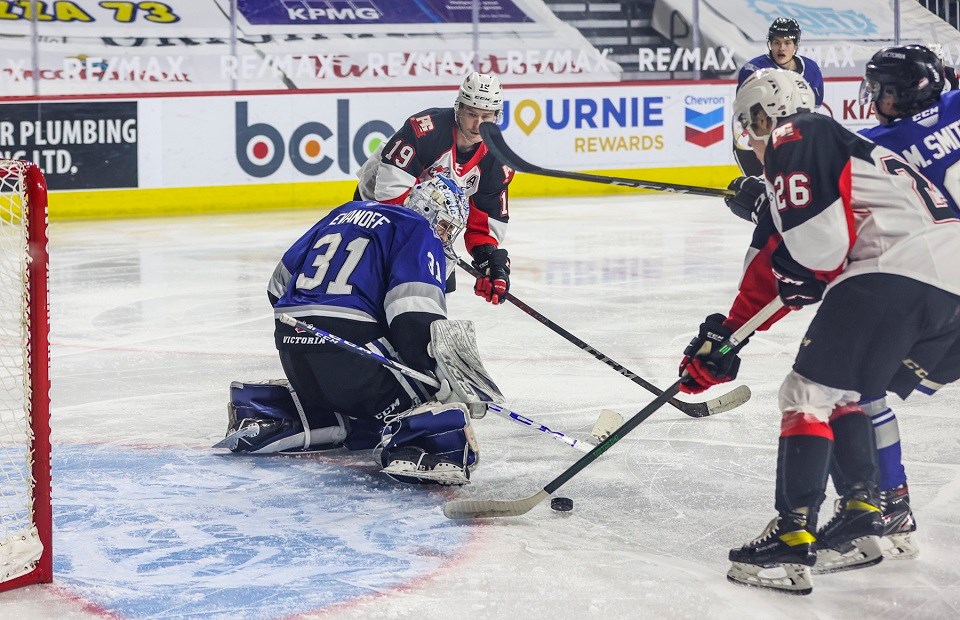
[216,320,502,485]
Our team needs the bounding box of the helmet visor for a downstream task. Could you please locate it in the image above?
[859,77,881,106]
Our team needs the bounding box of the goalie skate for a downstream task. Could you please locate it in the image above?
[430,320,504,419]
[381,447,470,486]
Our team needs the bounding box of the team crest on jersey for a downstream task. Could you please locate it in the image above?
[428,163,450,177]
[412,114,436,138]
[771,122,802,148]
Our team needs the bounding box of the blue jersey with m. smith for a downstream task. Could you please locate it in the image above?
[859,90,960,216]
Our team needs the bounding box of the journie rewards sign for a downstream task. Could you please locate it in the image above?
[0,101,138,190]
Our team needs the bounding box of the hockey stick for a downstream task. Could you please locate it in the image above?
[277,314,611,453]
[443,297,784,519]
[480,122,733,198]
[457,259,750,417]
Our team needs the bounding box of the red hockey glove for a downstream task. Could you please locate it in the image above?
[678,313,747,394]
[771,243,827,309]
[472,244,510,305]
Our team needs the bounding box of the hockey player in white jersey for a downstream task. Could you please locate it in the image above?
[683,68,960,594]
[355,72,513,305]
[218,175,492,486]
[726,46,960,562]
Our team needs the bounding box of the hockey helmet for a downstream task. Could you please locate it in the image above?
[768,17,801,44]
[454,72,504,123]
[405,175,468,257]
[859,45,944,120]
[733,68,816,142]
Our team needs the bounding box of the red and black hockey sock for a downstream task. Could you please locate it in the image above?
[828,403,880,498]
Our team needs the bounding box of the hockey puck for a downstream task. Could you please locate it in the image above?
[550,497,573,512]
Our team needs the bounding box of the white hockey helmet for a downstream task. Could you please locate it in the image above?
[733,68,815,142]
[405,174,468,258]
[454,72,504,123]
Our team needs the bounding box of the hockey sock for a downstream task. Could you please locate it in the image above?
[861,396,907,490]
[829,403,880,497]
[775,411,833,521]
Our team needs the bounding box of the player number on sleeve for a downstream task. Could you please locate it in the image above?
[296,233,370,294]
[426,251,443,284]
[772,173,812,211]
[383,139,415,169]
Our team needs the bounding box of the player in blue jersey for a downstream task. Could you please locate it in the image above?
[733,18,824,176]
[219,176,485,486]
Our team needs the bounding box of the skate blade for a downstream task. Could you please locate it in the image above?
[212,426,259,450]
[382,462,470,486]
[813,535,883,574]
[880,532,920,560]
[727,561,812,595]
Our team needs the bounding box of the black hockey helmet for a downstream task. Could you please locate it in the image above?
[860,45,945,120]
[768,18,801,44]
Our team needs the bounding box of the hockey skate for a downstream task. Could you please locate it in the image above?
[727,512,817,595]
[214,417,288,452]
[879,484,919,560]
[813,487,884,574]
[381,446,470,486]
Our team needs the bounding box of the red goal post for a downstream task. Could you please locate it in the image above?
[0,160,52,592]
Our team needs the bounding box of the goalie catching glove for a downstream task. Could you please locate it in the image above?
[678,313,748,394]
[472,244,510,304]
[725,176,769,224]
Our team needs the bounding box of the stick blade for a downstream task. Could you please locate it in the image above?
[443,490,549,519]
[591,409,624,442]
[704,385,752,416]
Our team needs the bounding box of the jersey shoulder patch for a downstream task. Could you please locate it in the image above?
[411,114,437,138]
[771,122,803,149]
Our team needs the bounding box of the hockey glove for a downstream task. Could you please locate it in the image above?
[771,243,827,308]
[725,176,769,224]
[472,244,510,305]
[678,313,746,394]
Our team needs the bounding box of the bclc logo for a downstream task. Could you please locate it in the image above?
[235,101,395,177]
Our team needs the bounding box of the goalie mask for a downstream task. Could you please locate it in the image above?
[405,175,468,258]
[859,45,944,121]
[733,68,815,143]
[454,72,504,124]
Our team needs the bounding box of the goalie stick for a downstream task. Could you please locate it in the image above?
[443,298,784,519]
[479,122,733,198]
[277,314,613,453]
[458,259,750,417]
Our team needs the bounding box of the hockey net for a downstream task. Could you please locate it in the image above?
[0,160,51,592]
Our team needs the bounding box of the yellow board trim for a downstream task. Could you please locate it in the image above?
[46,165,739,220]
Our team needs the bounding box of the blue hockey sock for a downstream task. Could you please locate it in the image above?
[861,396,907,490]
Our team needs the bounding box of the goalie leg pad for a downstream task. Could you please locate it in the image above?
[430,320,504,419]
[219,380,347,454]
[375,402,478,485]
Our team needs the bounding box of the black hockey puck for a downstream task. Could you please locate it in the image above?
[550,497,573,512]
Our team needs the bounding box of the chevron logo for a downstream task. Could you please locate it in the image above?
[684,106,724,147]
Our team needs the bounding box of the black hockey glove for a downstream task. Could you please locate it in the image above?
[678,313,747,394]
[472,244,510,305]
[725,176,769,224]
[771,243,827,308]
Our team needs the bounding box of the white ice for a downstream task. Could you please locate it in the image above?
[2,194,959,618]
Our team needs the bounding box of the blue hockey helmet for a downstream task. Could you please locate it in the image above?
[860,45,944,120]
[405,175,468,257]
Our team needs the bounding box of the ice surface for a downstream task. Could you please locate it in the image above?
[2,194,958,618]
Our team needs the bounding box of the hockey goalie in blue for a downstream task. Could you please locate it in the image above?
[216,175,499,486]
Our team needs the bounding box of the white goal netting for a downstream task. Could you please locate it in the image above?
[0,160,48,587]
